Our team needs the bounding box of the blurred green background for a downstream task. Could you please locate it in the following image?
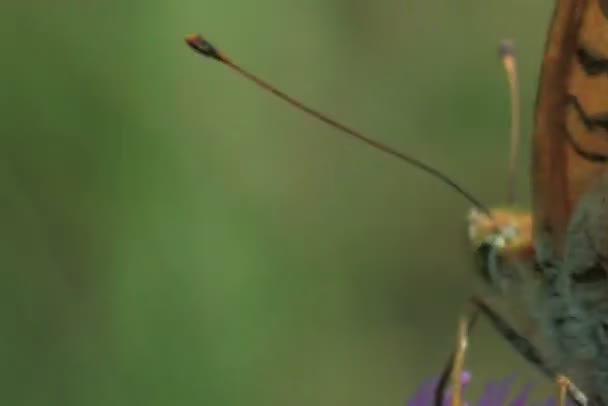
[3,0,555,405]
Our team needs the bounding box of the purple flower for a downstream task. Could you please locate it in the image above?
[406,373,571,406]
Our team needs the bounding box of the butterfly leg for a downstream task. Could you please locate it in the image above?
[556,374,588,406]
[433,308,479,406]
[471,297,590,405]
[433,296,588,406]
[449,317,470,406]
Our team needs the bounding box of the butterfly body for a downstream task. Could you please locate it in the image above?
[535,172,608,405]
[468,2,608,402]
[534,0,608,402]
[468,186,608,405]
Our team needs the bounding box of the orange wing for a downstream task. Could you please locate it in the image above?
[533,0,608,255]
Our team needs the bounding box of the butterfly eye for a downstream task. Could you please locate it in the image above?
[571,263,608,284]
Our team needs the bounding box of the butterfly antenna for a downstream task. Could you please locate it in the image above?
[186,34,492,217]
[499,40,521,205]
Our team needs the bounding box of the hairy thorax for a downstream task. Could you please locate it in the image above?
[534,172,608,403]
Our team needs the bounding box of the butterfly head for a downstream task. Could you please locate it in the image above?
[468,208,533,257]
[467,207,534,291]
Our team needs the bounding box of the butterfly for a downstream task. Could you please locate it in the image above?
[186,0,608,404]
[462,0,608,405]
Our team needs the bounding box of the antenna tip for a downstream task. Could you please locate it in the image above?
[185,34,222,61]
[498,39,515,58]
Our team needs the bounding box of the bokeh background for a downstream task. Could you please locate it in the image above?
[4,0,556,405]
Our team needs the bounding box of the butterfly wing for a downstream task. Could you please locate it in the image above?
[533,0,608,257]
